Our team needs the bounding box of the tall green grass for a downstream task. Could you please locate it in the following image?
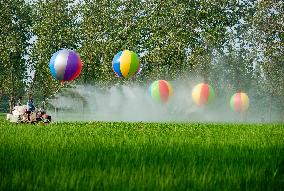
[0,120,283,190]
[0,113,5,120]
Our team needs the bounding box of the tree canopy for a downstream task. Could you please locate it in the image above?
[0,0,283,119]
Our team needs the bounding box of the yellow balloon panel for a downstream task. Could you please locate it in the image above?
[192,84,202,105]
[241,93,249,112]
[120,50,132,78]
[166,81,173,97]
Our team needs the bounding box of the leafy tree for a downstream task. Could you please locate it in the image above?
[252,0,284,119]
[194,0,257,81]
[29,0,79,102]
[79,0,253,83]
[79,0,144,85]
[0,0,31,112]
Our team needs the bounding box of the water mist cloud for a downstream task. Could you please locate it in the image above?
[47,80,280,123]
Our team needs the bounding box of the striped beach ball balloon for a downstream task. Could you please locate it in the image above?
[149,80,173,103]
[230,92,249,112]
[192,83,215,106]
[112,50,140,78]
[49,49,82,82]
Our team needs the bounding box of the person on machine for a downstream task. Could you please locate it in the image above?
[26,94,35,121]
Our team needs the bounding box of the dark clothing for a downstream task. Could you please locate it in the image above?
[27,99,35,112]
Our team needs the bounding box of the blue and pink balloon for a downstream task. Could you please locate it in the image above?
[49,49,82,82]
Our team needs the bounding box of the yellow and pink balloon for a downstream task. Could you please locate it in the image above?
[192,83,215,106]
[230,92,249,112]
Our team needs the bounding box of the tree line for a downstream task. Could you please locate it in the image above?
[0,0,283,119]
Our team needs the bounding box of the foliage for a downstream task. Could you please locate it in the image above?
[250,0,284,115]
[29,0,79,100]
[0,0,32,112]
[79,0,252,82]
[0,0,283,117]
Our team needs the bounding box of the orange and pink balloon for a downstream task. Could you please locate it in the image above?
[149,80,173,103]
[230,92,249,112]
[192,83,215,106]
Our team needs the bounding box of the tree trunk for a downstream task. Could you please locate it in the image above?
[9,61,15,113]
[9,99,13,114]
[269,94,273,122]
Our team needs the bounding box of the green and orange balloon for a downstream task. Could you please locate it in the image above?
[192,83,215,106]
[230,92,249,112]
[149,80,173,103]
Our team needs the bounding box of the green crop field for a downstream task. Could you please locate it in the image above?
[0,117,283,191]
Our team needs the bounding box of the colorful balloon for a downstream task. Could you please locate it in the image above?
[192,83,215,106]
[112,50,140,78]
[49,49,82,82]
[230,92,249,112]
[149,80,173,103]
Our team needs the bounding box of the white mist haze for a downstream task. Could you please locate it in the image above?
[46,79,279,123]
